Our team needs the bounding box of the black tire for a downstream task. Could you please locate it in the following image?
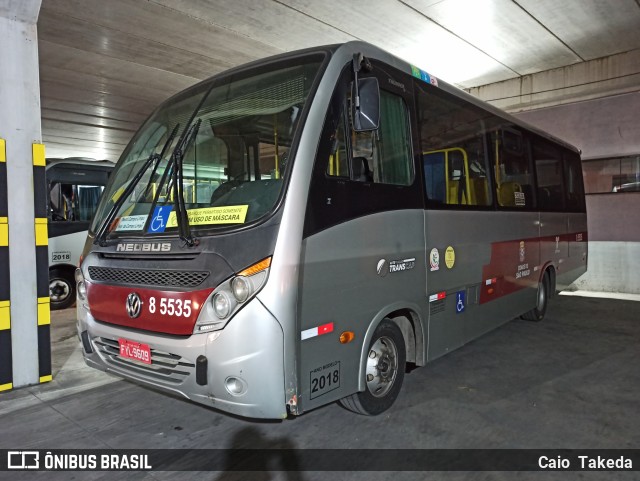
[50,268,76,310]
[521,271,549,322]
[340,319,406,415]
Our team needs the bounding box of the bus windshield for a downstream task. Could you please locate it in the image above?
[91,56,324,237]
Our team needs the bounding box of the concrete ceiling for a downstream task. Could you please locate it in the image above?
[36,0,640,161]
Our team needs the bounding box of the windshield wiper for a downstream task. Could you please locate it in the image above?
[170,119,201,247]
[93,123,180,246]
[142,84,214,247]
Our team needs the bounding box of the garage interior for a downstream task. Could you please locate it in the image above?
[1,0,639,478]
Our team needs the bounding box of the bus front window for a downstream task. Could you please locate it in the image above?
[91,57,324,237]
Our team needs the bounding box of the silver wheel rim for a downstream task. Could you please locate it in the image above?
[50,279,70,302]
[365,335,398,398]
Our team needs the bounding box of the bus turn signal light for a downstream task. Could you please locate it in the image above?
[239,257,272,277]
[339,331,355,344]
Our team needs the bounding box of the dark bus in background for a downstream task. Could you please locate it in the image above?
[47,158,113,309]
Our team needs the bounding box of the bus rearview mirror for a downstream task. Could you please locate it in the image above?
[351,77,380,132]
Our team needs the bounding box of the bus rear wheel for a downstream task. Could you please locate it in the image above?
[339,319,406,415]
[50,268,76,310]
[521,271,549,322]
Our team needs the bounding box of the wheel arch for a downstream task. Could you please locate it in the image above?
[356,302,426,392]
[50,263,77,279]
[538,262,556,296]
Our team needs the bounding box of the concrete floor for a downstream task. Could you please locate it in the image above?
[1,295,638,481]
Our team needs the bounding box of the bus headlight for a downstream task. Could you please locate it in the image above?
[194,257,272,334]
[75,268,87,300]
[231,276,251,303]
[213,292,231,319]
[77,281,87,300]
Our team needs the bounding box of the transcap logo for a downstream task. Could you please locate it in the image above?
[8,451,39,469]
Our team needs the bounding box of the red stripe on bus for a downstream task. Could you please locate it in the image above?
[479,231,587,305]
[86,281,213,335]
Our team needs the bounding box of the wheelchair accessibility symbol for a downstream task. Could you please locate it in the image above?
[456,290,465,314]
[148,206,173,233]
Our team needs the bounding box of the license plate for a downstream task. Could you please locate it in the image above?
[118,338,152,365]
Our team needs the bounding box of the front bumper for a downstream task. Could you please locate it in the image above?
[77,298,287,419]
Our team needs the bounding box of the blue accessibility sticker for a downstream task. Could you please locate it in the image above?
[148,205,172,233]
[455,290,465,314]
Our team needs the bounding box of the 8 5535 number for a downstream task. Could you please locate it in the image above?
[148,297,192,318]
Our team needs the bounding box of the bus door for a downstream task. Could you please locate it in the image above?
[489,129,541,314]
[299,58,423,412]
[531,138,570,282]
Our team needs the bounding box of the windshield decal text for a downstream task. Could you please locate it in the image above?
[115,215,148,231]
[166,205,249,227]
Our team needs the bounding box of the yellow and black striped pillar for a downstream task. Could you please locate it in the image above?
[33,143,51,384]
[0,138,12,392]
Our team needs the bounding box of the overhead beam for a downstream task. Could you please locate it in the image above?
[467,48,640,112]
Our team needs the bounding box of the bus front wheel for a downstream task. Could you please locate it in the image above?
[521,271,549,322]
[340,319,406,415]
[50,268,76,310]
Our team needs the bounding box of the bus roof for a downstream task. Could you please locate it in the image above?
[130,41,581,160]
[332,41,581,155]
[45,157,115,170]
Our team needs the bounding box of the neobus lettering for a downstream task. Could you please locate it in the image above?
[116,243,171,252]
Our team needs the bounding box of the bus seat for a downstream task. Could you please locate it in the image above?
[538,187,552,209]
[447,180,459,204]
[497,181,522,207]
[469,177,488,205]
[520,184,534,207]
[448,179,474,205]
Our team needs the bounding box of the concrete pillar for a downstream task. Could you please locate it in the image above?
[0,0,49,391]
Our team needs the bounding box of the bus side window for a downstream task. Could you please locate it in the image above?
[417,83,493,208]
[351,130,376,182]
[328,90,413,186]
[564,152,585,211]
[373,91,413,185]
[423,151,446,203]
[494,129,535,209]
[532,138,565,211]
[50,182,75,221]
[326,110,349,178]
[76,186,104,221]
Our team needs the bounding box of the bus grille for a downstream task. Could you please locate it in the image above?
[93,337,195,385]
[88,266,209,288]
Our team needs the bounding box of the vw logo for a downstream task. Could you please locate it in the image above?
[125,292,142,318]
